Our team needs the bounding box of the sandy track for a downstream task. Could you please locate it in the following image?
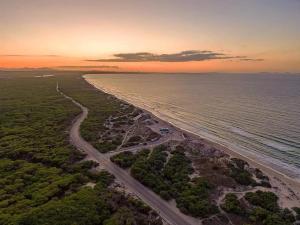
[57,84,198,225]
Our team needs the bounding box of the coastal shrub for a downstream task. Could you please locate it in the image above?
[110,151,136,168]
[94,170,115,187]
[103,207,135,225]
[245,191,279,212]
[130,147,170,197]
[163,151,193,194]
[254,168,269,180]
[95,142,119,153]
[228,158,258,186]
[249,207,291,225]
[259,180,272,188]
[148,147,168,171]
[70,160,99,172]
[136,149,151,158]
[159,190,172,200]
[293,207,300,220]
[231,158,249,169]
[229,167,256,186]
[246,196,296,225]
[131,155,170,197]
[249,207,269,222]
[110,149,150,169]
[263,213,290,225]
[221,193,245,215]
[176,178,219,218]
[128,135,142,143]
[280,208,296,223]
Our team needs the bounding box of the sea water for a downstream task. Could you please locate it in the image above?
[85,73,300,179]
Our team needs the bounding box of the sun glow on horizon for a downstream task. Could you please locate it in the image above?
[1,0,300,73]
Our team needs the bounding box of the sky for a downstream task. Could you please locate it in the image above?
[1,0,300,73]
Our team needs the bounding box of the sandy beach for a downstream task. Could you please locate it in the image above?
[142,105,300,209]
[84,75,300,209]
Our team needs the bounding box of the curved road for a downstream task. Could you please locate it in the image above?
[57,84,197,225]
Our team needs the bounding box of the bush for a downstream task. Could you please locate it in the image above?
[280,208,295,223]
[263,213,290,225]
[176,178,219,218]
[128,136,142,143]
[95,171,115,187]
[110,151,136,168]
[159,190,172,201]
[230,167,256,186]
[293,207,300,220]
[245,191,279,212]
[247,198,295,225]
[221,193,244,215]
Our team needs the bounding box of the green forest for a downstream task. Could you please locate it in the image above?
[0,71,161,225]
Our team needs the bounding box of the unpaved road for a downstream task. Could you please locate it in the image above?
[57,85,198,225]
[108,132,172,156]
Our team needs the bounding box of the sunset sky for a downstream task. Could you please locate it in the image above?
[1,0,300,73]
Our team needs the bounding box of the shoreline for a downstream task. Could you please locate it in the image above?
[83,75,300,208]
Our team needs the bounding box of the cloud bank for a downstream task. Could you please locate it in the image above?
[86,50,263,62]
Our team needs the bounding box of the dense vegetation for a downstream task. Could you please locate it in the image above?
[0,71,161,225]
[293,207,300,220]
[220,191,298,225]
[176,177,219,218]
[228,158,257,186]
[245,191,279,212]
[18,175,161,225]
[110,149,150,168]
[112,145,219,218]
[226,158,270,189]
[0,72,82,168]
[246,191,296,225]
[221,193,244,215]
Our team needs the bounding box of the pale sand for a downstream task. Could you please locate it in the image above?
[84,76,300,209]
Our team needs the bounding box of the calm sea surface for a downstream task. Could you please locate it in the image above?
[85,73,300,179]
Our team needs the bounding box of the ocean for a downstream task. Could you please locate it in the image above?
[84,73,300,179]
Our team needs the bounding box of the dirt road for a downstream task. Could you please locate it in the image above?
[57,84,198,225]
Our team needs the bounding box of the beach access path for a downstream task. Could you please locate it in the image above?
[56,84,199,225]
